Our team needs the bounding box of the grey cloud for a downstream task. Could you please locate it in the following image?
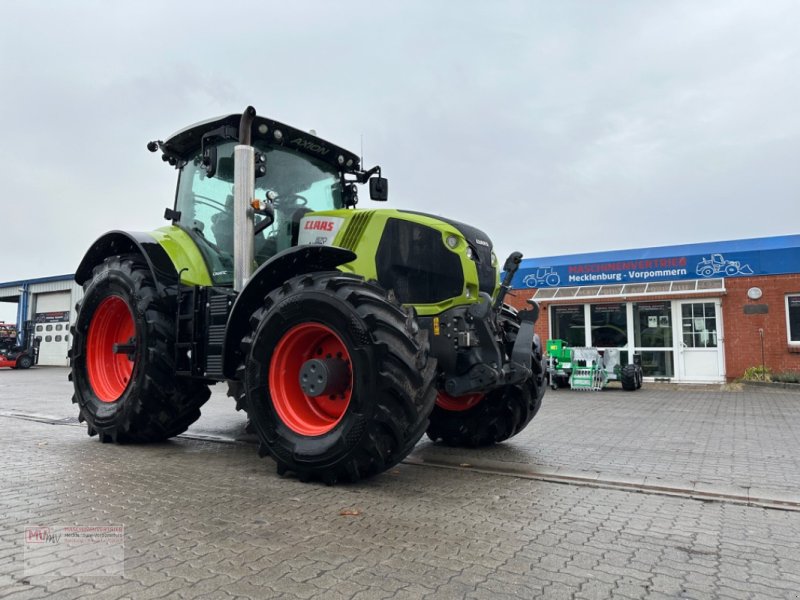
[1,0,798,321]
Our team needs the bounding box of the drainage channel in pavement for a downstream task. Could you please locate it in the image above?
[3,410,798,513]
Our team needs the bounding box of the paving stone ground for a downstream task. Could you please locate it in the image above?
[415,384,800,498]
[1,368,800,599]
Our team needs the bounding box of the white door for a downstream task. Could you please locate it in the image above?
[34,292,71,367]
[676,300,724,382]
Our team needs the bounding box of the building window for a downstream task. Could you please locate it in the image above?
[55,324,62,331]
[64,334,70,343]
[788,295,800,344]
[681,302,718,348]
[639,350,675,378]
[632,301,674,378]
[36,325,43,332]
[45,335,52,342]
[590,303,627,347]
[46,325,53,332]
[633,302,672,348]
[55,335,62,342]
[551,305,585,347]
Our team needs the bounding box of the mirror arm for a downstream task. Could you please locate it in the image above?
[355,165,381,184]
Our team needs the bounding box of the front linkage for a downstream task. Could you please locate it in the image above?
[420,253,546,447]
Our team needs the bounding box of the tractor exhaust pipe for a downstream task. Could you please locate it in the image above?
[233,106,257,292]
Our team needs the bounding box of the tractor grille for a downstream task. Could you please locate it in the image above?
[339,212,373,250]
[398,210,497,296]
[376,218,463,304]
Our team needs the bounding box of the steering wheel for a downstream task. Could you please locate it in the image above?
[193,194,228,211]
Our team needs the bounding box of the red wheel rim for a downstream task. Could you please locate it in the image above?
[86,296,135,403]
[269,323,353,436]
[436,391,484,412]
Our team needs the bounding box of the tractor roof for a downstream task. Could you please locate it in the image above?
[161,113,361,173]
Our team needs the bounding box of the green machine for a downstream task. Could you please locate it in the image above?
[68,107,546,484]
[546,339,643,391]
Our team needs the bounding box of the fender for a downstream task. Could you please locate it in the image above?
[74,231,179,289]
[222,244,357,378]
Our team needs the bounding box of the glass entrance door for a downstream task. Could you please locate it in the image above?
[676,300,724,381]
[632,301,674,378]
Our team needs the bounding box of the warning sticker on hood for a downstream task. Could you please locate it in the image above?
[297,216,345,246]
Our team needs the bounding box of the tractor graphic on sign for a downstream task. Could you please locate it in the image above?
[696,253,754,277]
[522,267,561,288]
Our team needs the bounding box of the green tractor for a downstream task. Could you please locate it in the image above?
[69,107,545,483]
[546,339,643,391]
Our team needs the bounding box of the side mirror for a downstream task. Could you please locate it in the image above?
[369,177,388,201]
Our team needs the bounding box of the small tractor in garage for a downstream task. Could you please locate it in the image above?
[0,324,34,370]
[546,339,642,391]
[69,107,545,483]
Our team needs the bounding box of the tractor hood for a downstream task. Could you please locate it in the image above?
[398,210,497,296]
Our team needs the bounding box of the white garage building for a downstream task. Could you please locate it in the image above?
[0,275,83,367]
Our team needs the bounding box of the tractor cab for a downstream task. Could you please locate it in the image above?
[151,114,380,286]
[174,140,344,285]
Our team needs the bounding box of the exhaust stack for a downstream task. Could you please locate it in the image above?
[233,106,257,292]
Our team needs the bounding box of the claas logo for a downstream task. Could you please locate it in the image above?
[303,220,335,232]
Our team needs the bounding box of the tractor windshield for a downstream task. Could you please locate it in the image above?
[175,141,344,285]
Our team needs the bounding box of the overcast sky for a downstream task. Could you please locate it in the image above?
[1,0,799,322]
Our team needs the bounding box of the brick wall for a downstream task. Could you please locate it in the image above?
[506,274,800,380]
[722,274,800,378]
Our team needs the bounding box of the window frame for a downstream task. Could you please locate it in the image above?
[786,294,800,345]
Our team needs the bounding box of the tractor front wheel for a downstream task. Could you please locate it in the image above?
[236,272,437,484]
[16,354,33,369]
[70,254,211,443]
[426,305,545,447]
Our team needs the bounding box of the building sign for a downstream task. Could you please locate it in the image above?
[35,311,70,323]
[513,235,800,289]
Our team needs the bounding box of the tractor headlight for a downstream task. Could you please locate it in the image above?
[445,234,459,249]
[491,252,498,268]
[465,246,474,260]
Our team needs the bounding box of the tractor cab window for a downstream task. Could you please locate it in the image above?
[175,141,343,285]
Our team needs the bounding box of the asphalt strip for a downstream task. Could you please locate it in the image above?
[2,410,798,512]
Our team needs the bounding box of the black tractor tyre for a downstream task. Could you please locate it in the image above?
[552,374,570,389]
[426,305,545,447]
[621,364,638,391]
[235,272,437,484]
[69,254,211,443]
[635,365,643,389]
[16,354,33,370]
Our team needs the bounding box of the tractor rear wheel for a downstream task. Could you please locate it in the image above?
[70,254,211,443]
[426,305,544,447]
[236,272,437,484]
